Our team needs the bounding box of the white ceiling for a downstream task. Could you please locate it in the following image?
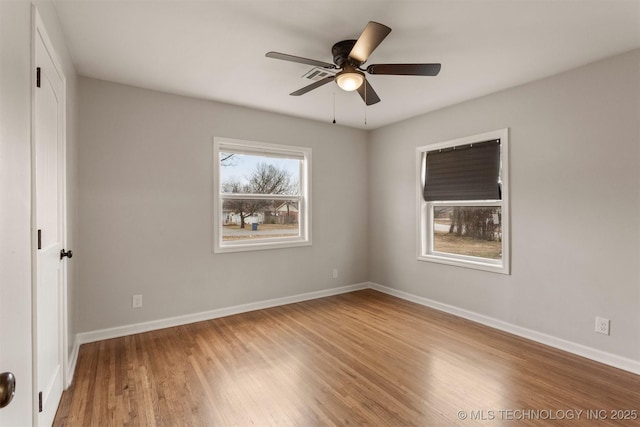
[54,0,640,129]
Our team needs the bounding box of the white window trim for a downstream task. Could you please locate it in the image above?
[416,128,510,275]
[213,137,312,253]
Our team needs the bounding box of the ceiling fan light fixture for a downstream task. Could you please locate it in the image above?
[267,21,440,107]
[335,67,364,91]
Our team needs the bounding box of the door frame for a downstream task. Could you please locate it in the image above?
[31,6,69,423]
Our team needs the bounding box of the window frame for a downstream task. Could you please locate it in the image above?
[213,137,312,254]
[416,129,510,274]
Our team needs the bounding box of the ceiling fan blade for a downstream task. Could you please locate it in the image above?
[290,76,335,96]
[356,79,381,105]
[266,52,336,69]
[349,21,392,64]
[366,63,442,76]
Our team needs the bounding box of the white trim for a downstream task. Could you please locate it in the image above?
[65,337,80,388]
[422,200,504,272]
[222,193,300,201]
[218,238,311,253]
[213,136,312,254]
[217,138,306,160]
[369,282,640,375]
[416,128,510,275]
[76,283,368,345]
[73,282,640,376]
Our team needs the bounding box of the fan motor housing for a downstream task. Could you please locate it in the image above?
[332,40,359,67]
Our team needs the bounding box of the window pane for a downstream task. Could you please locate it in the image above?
[222,199,299,241]
[433,206,502,260]
[220,152,300,196]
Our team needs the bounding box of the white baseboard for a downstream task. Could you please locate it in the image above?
[369,282,640,375]
[71,281,639,376]
[75,282,369,345]
[65,336,80,388]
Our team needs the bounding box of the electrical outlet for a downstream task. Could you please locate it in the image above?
[332,268,338,279]
[132,294,143,309]
[595,317,610,335]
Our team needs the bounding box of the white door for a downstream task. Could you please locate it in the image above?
[34,12,66,427]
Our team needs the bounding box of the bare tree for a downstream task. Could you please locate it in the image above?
[221,180,253,229]
[220,153,236,167]
[449,207,500,241]
[248,163,293,194]
[222,163,295,229]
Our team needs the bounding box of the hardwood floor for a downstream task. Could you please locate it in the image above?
[54,290,640,426]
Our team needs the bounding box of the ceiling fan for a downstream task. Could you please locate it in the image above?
[266,21,441,106]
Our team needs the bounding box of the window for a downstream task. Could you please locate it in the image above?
[213,137,311,253]
[416,129,509,274]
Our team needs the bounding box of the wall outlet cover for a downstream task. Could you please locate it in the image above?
[132,294,143,309]
[595,317,610,335]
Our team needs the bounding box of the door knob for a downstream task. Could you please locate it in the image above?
[60,249,73,260]
[0,372,16,409]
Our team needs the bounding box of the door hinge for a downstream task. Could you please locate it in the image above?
[36,67,41,88]
[38,391,43,412]
[37,229,42,250]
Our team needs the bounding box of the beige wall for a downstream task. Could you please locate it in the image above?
[2,4,637,423]
[77,50,640,367]
[77,78,369,332]
[0,2,34,423]
[77,51,640,372]
[368,49,640,362]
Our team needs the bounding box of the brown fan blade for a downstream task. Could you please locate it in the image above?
[349,21,392,64]
[366,63,441,76]
[266,52,336,69]
[356,79,381,105]
[290,76,335,96]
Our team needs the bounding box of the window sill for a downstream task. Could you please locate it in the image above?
[214,239,311,254]
[417,253,509,275]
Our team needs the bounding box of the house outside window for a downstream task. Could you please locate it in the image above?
[416,129,509,274]
[213,137,311,253]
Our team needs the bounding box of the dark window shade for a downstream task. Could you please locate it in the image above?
[423,139,501,201]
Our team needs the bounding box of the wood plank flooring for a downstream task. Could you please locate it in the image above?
[54,290,640,426]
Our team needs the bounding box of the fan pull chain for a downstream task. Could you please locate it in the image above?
[364,81,367,126]
[333,91,336,124]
